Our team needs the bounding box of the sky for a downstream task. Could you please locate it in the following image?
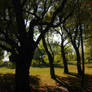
[2,51,9,62]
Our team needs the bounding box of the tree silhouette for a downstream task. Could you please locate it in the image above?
[42,31,56,79]
[0,0,75,91]
[55,26,69,73]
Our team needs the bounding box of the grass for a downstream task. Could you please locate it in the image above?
[0,67,15,74]
[0,64,92,92]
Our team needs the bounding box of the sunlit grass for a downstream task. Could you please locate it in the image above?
[0,64,91,76]
[0,67,15,74]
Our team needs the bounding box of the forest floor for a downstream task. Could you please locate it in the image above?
[0,64,92,92]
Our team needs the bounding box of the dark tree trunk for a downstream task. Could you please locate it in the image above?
[15,40,35,92]
[75,47,82,75]
[63,25,82,75]
[15,54,32,92]
[80,25,85,87]
[49,56,56,79]
[42,36,56,79]
[61,45,69,73]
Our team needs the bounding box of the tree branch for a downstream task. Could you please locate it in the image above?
[47,32,54,58]
[50,0,67,24]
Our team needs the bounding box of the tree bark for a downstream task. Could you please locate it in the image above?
[15,54,32,92]
[61,45,69,73]
[15,40,35,92]
[63,25,82,75]
[75,47,82,75]
[49,56,56,79]
[42,36,56,79]
[80,25,85,87]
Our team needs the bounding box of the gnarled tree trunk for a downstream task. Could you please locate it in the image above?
[15,52,33,92]
[61,45,69,73]
[74,47,82,75]
[49,55,56,79]
[42,36,56,79]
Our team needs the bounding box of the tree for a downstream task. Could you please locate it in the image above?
[85,29,92,63]
[42,30,57,79]
[55,27,69,73]
[77,0,92,87]
[0,0,75,91]
[42,33,56,79]
[83,0,92,63]
[63,21,82,75]
[0,48,4,61]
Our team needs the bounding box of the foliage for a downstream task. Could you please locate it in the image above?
[0,48,4,61]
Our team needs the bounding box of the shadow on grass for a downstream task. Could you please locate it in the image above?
[0,73,68,92]
[0,73,41,92]
[54,73,92,92]
[66,72,80,77]
[0,73,92,92]
[0,73,15,92]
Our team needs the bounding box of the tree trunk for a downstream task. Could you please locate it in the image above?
[42,36,56,79]
[61,46,69,73]
[49,56,56,79]
[15,53,32,92]
[75,48,82,75]
[80,25,85,87]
